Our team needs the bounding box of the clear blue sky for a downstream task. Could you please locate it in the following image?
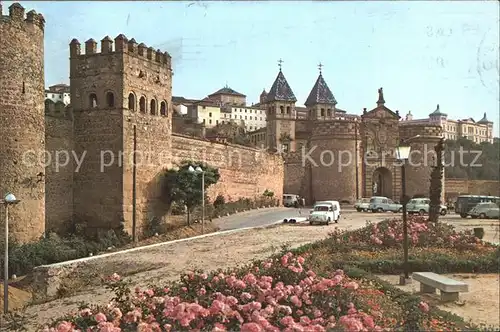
[4,1,499,136]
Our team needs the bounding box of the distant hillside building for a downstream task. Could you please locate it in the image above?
[45,83,71,105]
[173,85,267,132]
[402,106,494,143]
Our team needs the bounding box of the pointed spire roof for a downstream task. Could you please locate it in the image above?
[478,112,491,123]
[304,73,337,107]
[429,104,447,117]
[266,70,297,103]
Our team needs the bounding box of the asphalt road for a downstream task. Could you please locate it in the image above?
[211,206,495,232]
[213,207,308,230]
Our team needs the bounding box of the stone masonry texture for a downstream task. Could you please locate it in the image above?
[0,3,46,243]
[0,12,286,242]
[283,105,446,204]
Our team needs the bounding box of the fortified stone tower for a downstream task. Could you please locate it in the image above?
[0,2,46,243]
[305,70,359,204]
[69,35,172,235]
[265,62,297,153]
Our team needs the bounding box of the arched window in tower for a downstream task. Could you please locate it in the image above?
[89,93,98,108]
[327,109,332,117]
[320,108,325,117]
[150,99,157,115]
[128,93,136,111]
[280,106,284,114]
[160,101,167,116]
[106,92,115,108]
[286,106,291,114]
[139,96,146,113]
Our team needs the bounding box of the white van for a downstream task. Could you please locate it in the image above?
[283,194,300,207]
[309,201,341,225]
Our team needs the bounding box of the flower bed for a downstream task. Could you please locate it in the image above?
[330,216,492,250]
[43,218,497,331]
[43,251,473,332]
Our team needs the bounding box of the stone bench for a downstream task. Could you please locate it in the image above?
[413,272,468,302]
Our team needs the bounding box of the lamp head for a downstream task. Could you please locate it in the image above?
[396,140,411,160]
[188,166,195,173]
[4,193,20,204]
[195,166,203,173]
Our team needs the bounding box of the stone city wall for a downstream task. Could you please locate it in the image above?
[445,179,500,199]
[171,134,284,202]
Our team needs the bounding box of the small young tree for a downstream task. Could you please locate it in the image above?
[429,138,445,222]
[161,160,220,225]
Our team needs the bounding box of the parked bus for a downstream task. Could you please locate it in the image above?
[455,195,500,218]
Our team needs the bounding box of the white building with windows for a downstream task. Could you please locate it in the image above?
[402,105,494,143]
[45,84,71,105]
[220,105,267,132]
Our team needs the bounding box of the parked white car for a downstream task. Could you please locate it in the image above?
[309,201,341,225]
[283,194,300,207]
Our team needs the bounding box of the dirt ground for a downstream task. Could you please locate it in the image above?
[2,217,376,331]
[378,274,500,328]
[1,212,498,330]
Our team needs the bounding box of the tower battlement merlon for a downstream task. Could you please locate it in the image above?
[68,34,172,68]
[0,2,45,30]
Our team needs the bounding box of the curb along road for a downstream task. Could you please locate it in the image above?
[37,208,304,269]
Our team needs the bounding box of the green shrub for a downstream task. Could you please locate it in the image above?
[213,195,225,209]
[170,201,186,215]
[0,230,131,278]
[190,196,276,220]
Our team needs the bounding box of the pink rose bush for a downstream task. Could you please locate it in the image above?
[330,217,488,250]
[43,253,400,331]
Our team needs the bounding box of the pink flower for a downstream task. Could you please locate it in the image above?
[95,312,107,323]
[79,308,92,317]
[213,323,227,331]
[345,281,359,290]
[98,321,121,332]
[111,307,122,319]
[419,301,429,313]
[241,322,262,332]
[297,256,305,264]
[290,295,302,307]
[54,321,73,332]
[281,255,289,266]
[107,273,121,282]
[280,316,295,327]
[241,292,253,301]
[313,309,322,318]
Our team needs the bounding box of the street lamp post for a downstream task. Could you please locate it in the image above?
[396,141,412,286]
[188,166,205,234]
[1,193,20,314]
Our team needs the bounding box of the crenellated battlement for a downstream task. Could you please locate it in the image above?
[0,2,45,30]
[310,117,360,138]
[69,34,171,69]
[399,122,443,141]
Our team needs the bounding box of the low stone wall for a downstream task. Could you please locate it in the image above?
[30,214,281,301]
[445,179,500,199]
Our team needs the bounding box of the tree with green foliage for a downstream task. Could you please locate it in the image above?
[429,138,445,222]
[206,122,252,146]
[161,160,220,225]
[444,137,499,180]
